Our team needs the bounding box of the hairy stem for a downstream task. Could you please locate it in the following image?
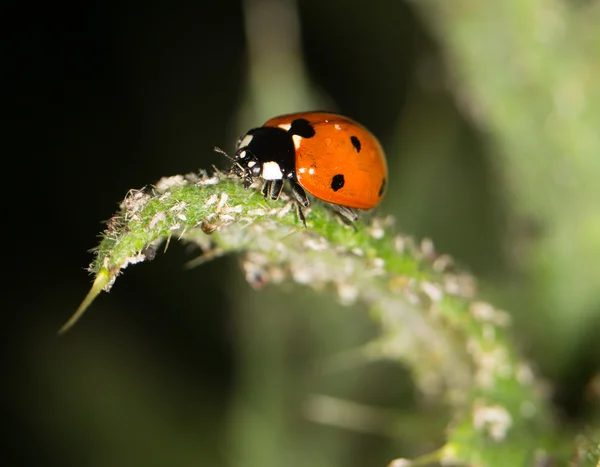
[66,171,562,465]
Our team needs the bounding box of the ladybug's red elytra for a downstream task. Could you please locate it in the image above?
[228,111,388,226]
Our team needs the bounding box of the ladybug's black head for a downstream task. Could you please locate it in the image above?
[233,126,297,182]
[230,132,261,181]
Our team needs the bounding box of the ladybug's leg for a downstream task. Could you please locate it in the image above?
[289,181,310,207]
[331,204,358,224]
[261,181,269,197]
[262,179,284,200]
[289,180,310,228]
[295,204,307,228]
[243,176,253,190]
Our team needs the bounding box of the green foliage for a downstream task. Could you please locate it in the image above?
[414,0,600,375]
[66,171,566,465]
[59,2,600,464]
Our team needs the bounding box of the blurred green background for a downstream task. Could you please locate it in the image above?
[6,1,600,466]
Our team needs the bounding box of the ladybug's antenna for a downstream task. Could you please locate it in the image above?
[213,146,235,162]
[214,146,247,175]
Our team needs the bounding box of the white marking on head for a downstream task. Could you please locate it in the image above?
[247,160,256,167]
[298,167,306,174]
[334,124,342,130]
[238,150,247,159]
[238,134,254,149]
[292,134,302,149]
[308,167,315,175]
[278,123,292,131]
[262,161,284,180]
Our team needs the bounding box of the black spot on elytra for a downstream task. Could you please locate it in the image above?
[289,119,316,138]
[331,174,345,192]
[350,136,361,152]
[378,177,386,197]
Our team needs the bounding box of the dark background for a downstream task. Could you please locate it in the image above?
[5,1,598,466]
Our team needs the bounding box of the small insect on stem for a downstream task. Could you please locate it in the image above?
[228,111,387,226]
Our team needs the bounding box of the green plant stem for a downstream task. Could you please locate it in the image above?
[64,171,566,465]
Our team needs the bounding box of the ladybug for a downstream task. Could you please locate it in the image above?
[228,111,387,226]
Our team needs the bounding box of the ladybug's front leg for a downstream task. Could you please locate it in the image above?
[262,180,284,201]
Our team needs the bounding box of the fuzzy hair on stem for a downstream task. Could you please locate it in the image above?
[63,169,564,465]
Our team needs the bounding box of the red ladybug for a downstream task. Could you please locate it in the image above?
[230,111,388,225]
